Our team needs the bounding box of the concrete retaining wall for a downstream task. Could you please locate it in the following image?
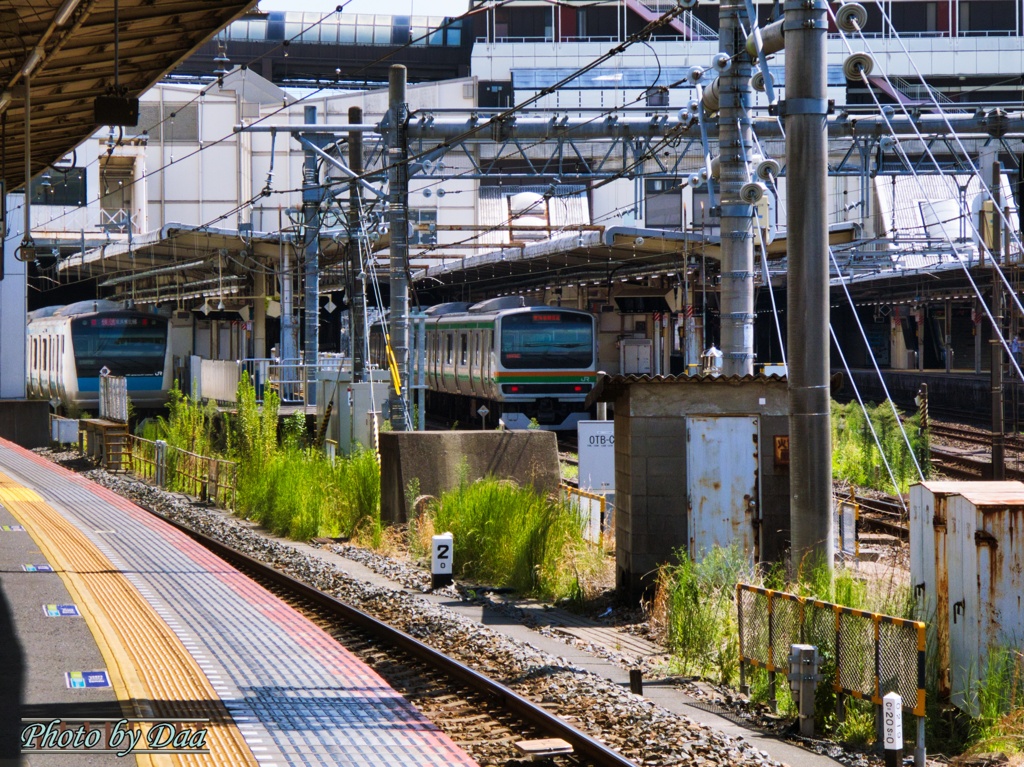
[380,430,560,524]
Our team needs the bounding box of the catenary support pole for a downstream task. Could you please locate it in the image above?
[990,160,1005,479]
[387,65,410,430]
[786,0,834,573]
[349,105,366,383]
[302,104,320,406]
[718,0,756,377]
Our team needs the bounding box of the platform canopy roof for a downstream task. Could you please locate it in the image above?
[1,0,256,193]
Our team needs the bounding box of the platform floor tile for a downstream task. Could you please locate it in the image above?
[0,442,478,767]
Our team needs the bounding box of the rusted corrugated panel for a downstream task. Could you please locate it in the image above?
[943,488,1024,716]
[909,480,1024,706]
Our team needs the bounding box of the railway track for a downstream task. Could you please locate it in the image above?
[147,509,637,767]
[929,423,1024,453]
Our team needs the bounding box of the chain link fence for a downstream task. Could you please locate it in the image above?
[737,584,926,716]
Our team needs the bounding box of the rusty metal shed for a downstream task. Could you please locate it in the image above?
[909,480,1024,716]
[587,373,792,600]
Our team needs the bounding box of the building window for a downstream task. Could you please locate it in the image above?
[645,87,669,108]
[409,209,437,245]
[958,0,1016,32]
[100,160,135,233]
[135,102,199,142]
[30,167,86,206]
[691,189,722,228]
[645,179,683,229]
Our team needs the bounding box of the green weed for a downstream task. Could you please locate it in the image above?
[422,478,600,600]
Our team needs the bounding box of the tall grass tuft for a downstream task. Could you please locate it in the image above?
[831,399,929,494]
[967,648,1024,755]
[421,479,599,600]
[654,547,752,684]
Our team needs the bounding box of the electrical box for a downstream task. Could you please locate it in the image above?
[317,368,390,455]
[619,338,652,375]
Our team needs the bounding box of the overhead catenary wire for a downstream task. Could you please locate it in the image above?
[827,4,1024,388]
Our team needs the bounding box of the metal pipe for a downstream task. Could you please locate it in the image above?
[402,113,1024,141]
[719,0,756,377]
[786,0,834,572]
[349,105,366,383]
[388,65,410,430]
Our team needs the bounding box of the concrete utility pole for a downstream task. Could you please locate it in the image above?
[302,104,320,406]
[387,65,410,430]
[718,0,756,377]
[989,159,1005,479]
[786,0,834,572]
[348,105,366,382]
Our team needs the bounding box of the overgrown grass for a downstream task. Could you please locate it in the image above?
[236,446,382,543]
[655,549,915,737]
[414,478,601,600]
[966,648,1024,755]
[654,546,750,684]
[831,399,930,494]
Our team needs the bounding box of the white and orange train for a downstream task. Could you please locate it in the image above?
[371,296,597,429]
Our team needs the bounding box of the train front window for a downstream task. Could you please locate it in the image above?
[500,312,593,369]
[72,315,167,377]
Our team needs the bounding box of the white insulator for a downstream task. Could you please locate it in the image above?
[751,70,774,93]
[843,52,874,81]
[879,135,896,151]
[688,66,705,84]
[676,0,698,8]
[701,77,721,112]
[423,188,433,198]
[689,173,703,189]
[836,3,868,32]
[688,98,701,116]
[709,156,721,181]
[740,181,768,203]
[422,159,434,173]
[756,158,782,181]
[712,52,732,73]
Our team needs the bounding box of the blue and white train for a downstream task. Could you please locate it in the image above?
[26,300,173,410]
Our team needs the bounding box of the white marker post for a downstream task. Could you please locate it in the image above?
[883,692,903,767]
[431,532,454,589]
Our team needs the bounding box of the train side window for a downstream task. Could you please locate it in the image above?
[446,333,453,364]
[42,339,47,371]
[32,338,37,369]
[460,333,468,365]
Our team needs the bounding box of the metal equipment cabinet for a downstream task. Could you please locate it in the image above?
[910,481,1024,715]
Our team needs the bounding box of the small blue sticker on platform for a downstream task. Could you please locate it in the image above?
[66,671,110,689]
[44,604,80,617]
[1,525,25,531]
[22,564,54,572]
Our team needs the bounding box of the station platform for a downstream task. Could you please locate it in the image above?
[0,437,477,767]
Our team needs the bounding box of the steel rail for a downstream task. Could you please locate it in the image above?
[148,508,639,767]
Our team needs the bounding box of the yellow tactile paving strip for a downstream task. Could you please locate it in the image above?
[0,471,259,767]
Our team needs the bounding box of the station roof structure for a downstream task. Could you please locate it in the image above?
[412,222,859,300]
[1,0,257,192]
